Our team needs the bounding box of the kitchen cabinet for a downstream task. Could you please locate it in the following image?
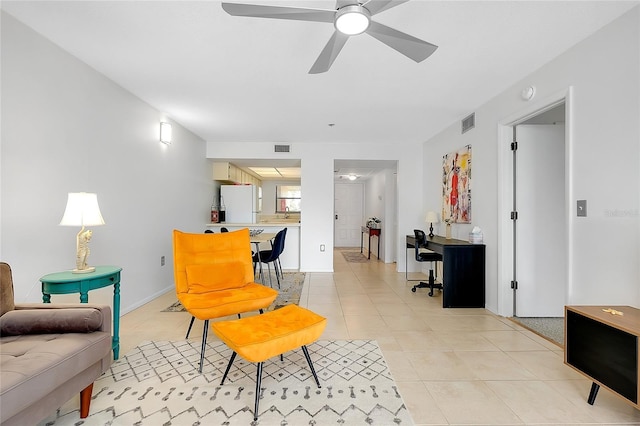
[213,162,261,186]
[213,162,237,182]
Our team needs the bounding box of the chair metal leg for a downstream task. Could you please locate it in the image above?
[266,263,273,288]
[301,345,321,388]
[220,351,237,385]
[254,362,263,421]
[274,261,281,288]
[185,316,196,338]
[198,320,209,373]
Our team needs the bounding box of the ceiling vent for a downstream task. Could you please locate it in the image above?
[461,113,475,134]
[274,144,290,153]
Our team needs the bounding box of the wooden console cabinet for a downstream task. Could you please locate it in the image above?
[565,305,640,409]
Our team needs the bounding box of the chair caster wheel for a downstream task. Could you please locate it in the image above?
[411,287,417,292]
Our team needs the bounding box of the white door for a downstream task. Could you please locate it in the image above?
[515,124,566,317]
[334,183,364,247]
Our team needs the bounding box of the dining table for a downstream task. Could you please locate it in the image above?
[250,232,276,285]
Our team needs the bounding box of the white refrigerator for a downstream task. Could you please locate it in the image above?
[220,184,260,223]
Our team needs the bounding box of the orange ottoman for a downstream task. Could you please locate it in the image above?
[211,304,327,421]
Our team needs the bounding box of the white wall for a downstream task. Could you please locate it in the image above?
[422,7,640,314]
[206,142,423,272]
[1,13,213,313]
[363,169,397,263]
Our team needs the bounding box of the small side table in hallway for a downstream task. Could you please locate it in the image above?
[360,226,381,260]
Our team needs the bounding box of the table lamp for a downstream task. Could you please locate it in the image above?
[425,211,438,238]
[60,192,105,273]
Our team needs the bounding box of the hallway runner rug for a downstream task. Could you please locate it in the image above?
[340,250,369,263]
[39,340,413,425]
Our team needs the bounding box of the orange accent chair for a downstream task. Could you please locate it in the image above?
[172,228,278,372]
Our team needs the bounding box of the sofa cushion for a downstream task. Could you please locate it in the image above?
[0,332,111,424]
[0,308,103,336]
[0,262,15,317]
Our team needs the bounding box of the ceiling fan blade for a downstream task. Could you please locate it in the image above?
[365,20,437,63]
[363,0,410,16]
[309,31,350,74]
[221,2,335,23]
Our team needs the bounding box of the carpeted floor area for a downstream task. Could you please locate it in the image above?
[39,340,413,425]
[510,316,564,346]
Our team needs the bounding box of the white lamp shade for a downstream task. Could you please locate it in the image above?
[425,211,439,224]
[60,192,105,226]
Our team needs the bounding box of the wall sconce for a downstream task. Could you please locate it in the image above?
[160,122,172,144]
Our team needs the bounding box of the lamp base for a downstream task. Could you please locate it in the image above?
[72,266,95,274]
[429,223,434,238]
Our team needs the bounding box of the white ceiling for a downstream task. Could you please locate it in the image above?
[2,0,637,150]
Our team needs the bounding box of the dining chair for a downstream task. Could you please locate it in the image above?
[411,229,443,296]
[173,228,278,373]
[252,228,287,288]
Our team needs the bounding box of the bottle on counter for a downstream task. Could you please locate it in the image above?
[211,203,219,223]
[219,196,226,223]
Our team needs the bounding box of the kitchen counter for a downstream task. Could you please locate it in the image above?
[205,223,300,269]
[206,222,300,227]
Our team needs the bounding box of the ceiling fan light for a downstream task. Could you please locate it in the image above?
[335,5,370,35]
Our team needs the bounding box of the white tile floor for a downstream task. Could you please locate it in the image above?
[120,250,640,425]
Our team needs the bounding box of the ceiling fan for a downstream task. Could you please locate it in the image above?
[221,0,438,74]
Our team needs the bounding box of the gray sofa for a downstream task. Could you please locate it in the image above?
[0,262,113,425]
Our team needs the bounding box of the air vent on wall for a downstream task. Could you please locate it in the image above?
[274,144,290,153]
[462,113,475,134]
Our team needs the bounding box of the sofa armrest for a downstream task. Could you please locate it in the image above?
[1,304,111,336]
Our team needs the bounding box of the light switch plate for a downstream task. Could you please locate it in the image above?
[577,200,587,217]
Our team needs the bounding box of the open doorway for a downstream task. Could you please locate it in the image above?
[333,160,398,262]
[499,96,570,320]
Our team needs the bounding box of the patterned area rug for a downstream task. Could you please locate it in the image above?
[40,340,413,425]
[340,250,369,263]
[162,272,306,312]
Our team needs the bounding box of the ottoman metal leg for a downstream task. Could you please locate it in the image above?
[301,345,321,388]
[254,362,264,421]
[220,351,238,385]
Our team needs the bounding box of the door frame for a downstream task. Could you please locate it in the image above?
[496,86,574,317]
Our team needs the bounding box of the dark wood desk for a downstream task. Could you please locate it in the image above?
[406,235,485,308]
[361,226,381,260]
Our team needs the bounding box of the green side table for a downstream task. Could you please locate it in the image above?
[40,265,122,360]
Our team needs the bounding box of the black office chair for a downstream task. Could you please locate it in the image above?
[411,229,443,296]
[252,228,287,289]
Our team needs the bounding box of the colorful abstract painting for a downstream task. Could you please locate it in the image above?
[442,145,471,223]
